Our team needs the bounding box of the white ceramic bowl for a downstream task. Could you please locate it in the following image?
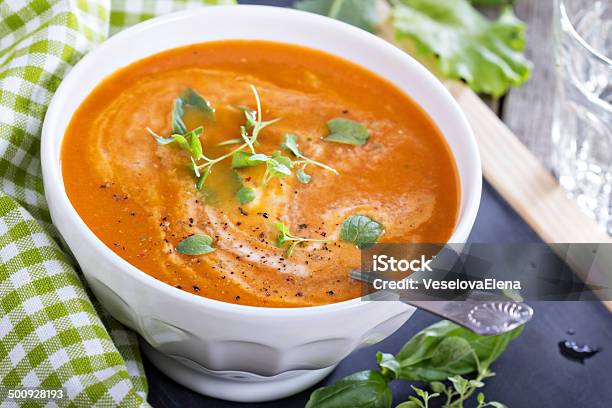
[41,5,481,403]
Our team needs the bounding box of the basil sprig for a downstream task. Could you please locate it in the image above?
[306,321,522,408]
[324,118,370,145]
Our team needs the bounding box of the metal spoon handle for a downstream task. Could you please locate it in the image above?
[406,299,533,336]
[350,270,533,336]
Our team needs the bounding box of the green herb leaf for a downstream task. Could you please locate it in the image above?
[393,0,532,96]
[273,221,329,258]
[421,336,479,380]
[274,222,290,247]
[281,133,301,156]
[172,98,187,135]
[185,127,204,159]
[271,151,293,169]
[376,352,400,380]
[477,392,486,404]
[196,170,208,190]
[410,386,439,406]
[269,162,292,178]
[236,186,256,205]
[266,151,293,180]
[340,215,383,249]
[429,381,446,393]
[148,128,176,145]
[296,167,312,184]
[393,320,523,381]
[295,0,380,33]
[449,375,470,395]
[243,108,257,128]
[305,370,392,408]
[172,134,190,152]
[395,402,420,408]
[180,88,215,119]
[231,151,268,168]
[324,118,370,145]
[172,88,215,135]
[176,234,215,255]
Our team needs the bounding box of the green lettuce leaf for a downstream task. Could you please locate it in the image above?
[294,0,380,32]
[392,0,532,96]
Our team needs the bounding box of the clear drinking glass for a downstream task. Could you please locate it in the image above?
[553,0,612,234]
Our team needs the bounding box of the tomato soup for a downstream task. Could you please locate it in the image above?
[61,40,460,307]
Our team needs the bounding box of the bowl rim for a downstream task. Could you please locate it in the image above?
[41,4,482,317]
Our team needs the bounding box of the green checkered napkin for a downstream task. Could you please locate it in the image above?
[0,1,234,406]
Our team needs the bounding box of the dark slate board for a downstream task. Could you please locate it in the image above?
[145,181,612,408]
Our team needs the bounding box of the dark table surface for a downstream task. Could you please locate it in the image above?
[145,1,612,407]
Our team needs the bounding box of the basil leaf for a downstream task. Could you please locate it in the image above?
[393,0,532,96]
[340,215,383,249]
[486,402,508,408]
[296,167,311,184]
[376,352,400,380]
[397,336,478,382]
[176,234,215,255]
[295,0,380,33]
[394,320,523,381]
[236,186,256,205]
[324,118,370,145]
[281,133,301,156]
[305,370,392,408]
[395,402,419,408]
[231,151,267,168]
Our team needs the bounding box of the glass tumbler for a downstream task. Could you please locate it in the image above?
[553,0,612,233]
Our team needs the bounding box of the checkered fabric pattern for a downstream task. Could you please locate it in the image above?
[0,1,234,406]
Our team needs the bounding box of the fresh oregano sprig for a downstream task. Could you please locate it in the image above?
[149,86,278,191]
[192,85,278,189]
[281,133,338,183]
[274,221,330,258]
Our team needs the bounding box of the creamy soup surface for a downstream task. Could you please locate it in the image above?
[62,40,460,307]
